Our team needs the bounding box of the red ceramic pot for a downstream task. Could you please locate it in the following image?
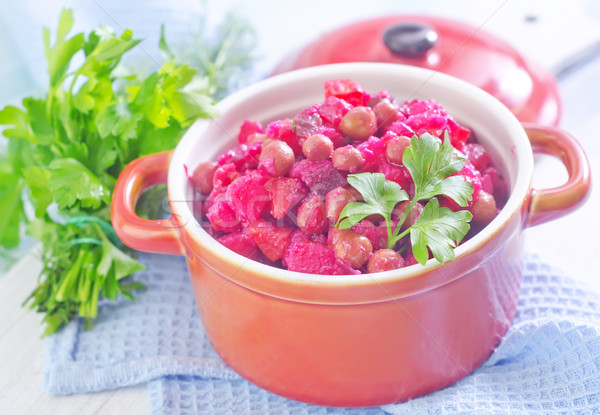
[111,63,590,407]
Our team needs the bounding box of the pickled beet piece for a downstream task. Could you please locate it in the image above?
[480,173,494,194]
[404,114,447,134]
[463,143,492,171]
[212,162,240,194]
[206,193,241,233]
[265,118,302,156]
[387,121,415,138]
[217,230,259,260]
[283,239,359,275]
[293,105,323,139]
[368,89,394,107]
[482,166,509,205]
[288,229,328,246]
[378,161,414,195]
[318,96,353,128]
[446,118,470,150]
[238,120,264,145]
[356,136,387,172]
[441,159,482,210]
[218,143,261,171]
[401,99,447,117]
[248,219,294,262]
[225,171,270,223]
[404,251,419,266]
[289,159,347,197]
[324,79,369,107]
[264,177,308,220]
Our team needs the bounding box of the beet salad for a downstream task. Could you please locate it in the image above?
[189,79,507,275]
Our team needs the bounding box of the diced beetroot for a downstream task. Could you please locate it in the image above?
[245,142,263,170]
[265,118,302,156]
[206,193,241,233]
[217,230,259,260]
[318,96,353,128]
[458,160,483,199]
[327,227,347,246]
[480,173,494,194]
[218,143,262,171]
[405,114,447,136]
[368,89,394,107]
[225,171,270,223]
[463,143,492,171]
[376,222,392,250]
[324,79,369,107]
[293,105,323,139]
[238,120,264,145]
[482,167,509,205]
[403,250,419,266]
[356,137,387,172]
[264,177,308,220]
[212,163,240,194]
[396,99,470,150]
[289,159,347,197]
[400,99,447,117]
[351,220,380,250]
[248,220,293,262]
[218,145,246,167]
[378,161,414,194]
[380,130,399,144]
[283,239,359,275]
[445,118,470,150]
[289,229,328,246]
[312,233,328,245]
[442,160,482,210]
[288,229,312,246]
[387,121,415,137]
[316,126,346,148]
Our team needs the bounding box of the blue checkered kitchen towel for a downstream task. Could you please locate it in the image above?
[44,253,600,414]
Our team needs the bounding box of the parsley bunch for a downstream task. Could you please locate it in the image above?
[0,9,254,334]
[337,133,474,265]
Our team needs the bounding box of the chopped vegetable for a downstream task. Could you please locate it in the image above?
[0,8,254,334]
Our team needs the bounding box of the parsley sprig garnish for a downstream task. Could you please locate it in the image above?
[337,133,474,265]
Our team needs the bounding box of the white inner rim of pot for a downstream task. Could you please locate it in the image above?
[168,63,532,285]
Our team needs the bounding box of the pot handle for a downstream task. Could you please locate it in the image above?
[524,123,591,228]
[111,150,183,255]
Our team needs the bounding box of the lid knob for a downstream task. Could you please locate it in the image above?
[383,23,438,58]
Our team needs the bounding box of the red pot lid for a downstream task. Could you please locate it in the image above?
[272,15,561,126]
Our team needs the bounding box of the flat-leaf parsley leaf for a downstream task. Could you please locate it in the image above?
[337,133,474,266]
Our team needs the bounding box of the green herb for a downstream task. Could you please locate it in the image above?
[0,8,254,334]
[337,133,474,265]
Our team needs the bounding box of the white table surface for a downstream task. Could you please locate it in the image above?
[1,1,600,414]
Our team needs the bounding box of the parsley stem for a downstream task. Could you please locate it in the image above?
[389,197,418,244]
